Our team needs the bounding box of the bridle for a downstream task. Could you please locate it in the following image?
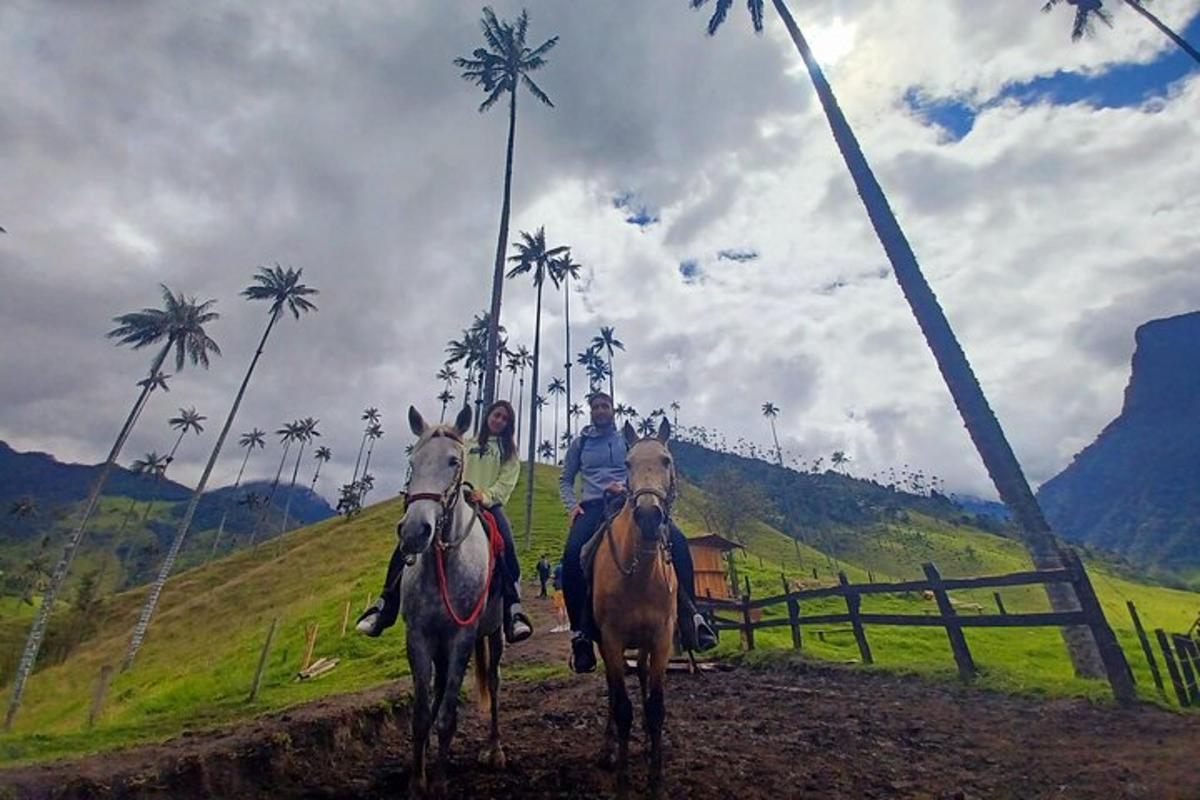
[604,451,678,578]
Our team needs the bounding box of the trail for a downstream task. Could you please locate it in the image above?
[3,595,1197,799]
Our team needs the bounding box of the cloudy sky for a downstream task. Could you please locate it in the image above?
[2,1,1199,503]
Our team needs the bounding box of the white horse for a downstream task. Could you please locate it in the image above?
[398,405,506,796]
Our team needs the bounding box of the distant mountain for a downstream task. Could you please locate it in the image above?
[1038,311,1200,580]
[0,440,335,593]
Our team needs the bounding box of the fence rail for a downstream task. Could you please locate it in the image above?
[696,547,1135,704]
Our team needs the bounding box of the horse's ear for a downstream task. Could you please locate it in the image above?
[453,404,472,436]
[657,417,671,443]
[623,421,637,446]
[408,406,426,437]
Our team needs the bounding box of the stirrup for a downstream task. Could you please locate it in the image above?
[507,612,533,644]
[355,603,385,638]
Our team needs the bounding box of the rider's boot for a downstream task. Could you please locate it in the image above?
[504,581,533,644]
[677,592,718,652]
[356,570,402,637]
[570,631,597,673]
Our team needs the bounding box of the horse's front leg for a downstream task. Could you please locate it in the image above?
[644,635,672,799]
[600,637,633,793]
[482,628,506,769]
[432,629,476,790]
[406,631,435,797]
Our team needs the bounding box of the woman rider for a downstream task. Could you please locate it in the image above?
[357,400,533,643]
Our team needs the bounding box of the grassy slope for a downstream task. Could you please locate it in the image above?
[2,464,1197,764]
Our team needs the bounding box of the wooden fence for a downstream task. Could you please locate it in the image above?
[696,547,1136,704]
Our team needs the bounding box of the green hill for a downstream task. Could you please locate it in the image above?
[1,462,1197,766]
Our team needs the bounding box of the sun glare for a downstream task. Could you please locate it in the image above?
[803,17,857,68]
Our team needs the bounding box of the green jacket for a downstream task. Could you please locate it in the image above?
[464,436,520,508]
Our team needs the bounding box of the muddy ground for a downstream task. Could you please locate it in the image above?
[3,596,1198,799]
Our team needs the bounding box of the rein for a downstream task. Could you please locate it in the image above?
[603,484,677,579]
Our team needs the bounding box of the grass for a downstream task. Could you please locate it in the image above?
[1,463,1196,765]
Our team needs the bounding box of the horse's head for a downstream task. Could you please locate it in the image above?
[623,417,676,543]
[398,404,472,558]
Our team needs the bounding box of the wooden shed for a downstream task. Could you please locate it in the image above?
[687,533,744,600]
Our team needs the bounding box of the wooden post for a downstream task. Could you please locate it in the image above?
[248,618,278,702]
[812,567,818,580]
[1126,601,1165,698]
[340,600,352,637]
[793,538,801,564]
[740,581,755,651]
[1180,638,1200,704]
[922,563,975,682]
[867,570,875,584]
[782,573,801,650]
[1060,549,1135,704]
[838,571,872,665]
[300,623,319,672]
[1171,635,1200,704]
[1155,629,1190,707]
[364,593,373,612]
[993,592,1007,616]
[86,665,114,729]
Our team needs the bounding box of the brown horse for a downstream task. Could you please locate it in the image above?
[592,417,678,796]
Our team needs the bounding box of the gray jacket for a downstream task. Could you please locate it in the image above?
[559,423,627,510]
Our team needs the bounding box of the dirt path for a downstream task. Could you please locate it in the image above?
[4,596,1198,799]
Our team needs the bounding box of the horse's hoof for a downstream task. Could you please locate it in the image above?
[478,745,507,770]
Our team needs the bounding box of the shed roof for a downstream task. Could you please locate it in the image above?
[686,533,745,552]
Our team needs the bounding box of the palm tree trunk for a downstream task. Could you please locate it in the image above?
[5,341,171,729]
[516,374,525,446]
[769,0,1104,677]
[252,443,290,545]
[121,309,282,672]
[482,90,520,412]
[210,446,254,562]
[280,440,307,534]
[1123,0,1200,63]
[360,440,377,503]
[309,459,323,492]
[99,495,141,588]
[140,428,187,524]
[564,276,573,439]
[440,397,449,423]
[769,418,783,467]
[350,430,368,488]
[553,395,560,463]
[522,280,544,551]
[607,349,615,404]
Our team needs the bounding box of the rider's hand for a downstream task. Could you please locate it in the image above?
[605,481,625,495]
[569,505,584,521]
[467,489,484,504]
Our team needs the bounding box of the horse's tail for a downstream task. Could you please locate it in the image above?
[473,635,491,716]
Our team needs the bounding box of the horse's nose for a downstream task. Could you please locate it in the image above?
[634,504,663,539]
[399,520,433,554]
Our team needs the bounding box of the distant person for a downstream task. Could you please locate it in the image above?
[558,391,716,673]
[357,400,533,643]
[536,554,552,597]
[552,559,563,593]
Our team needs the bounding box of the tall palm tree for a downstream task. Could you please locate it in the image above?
[140,407,206,524]
[505,352,521,402]
[101,452,167,588]
[310,445,332,492]
[209,428,266,561]
[547,377,566,462]
[1042,0,1200,62]
[692,0,1105,676]
[578,347,609,394]
[670,401,681,429]
[119,265,317,673]
[5,286,220,729]
[535,394,548,455]
[358,423,384,504]
[507,226,568,549]
[636,417,656,437]
[761,402,783,467]
[537,440,555,462]
[351,407,381,489]
[436,365,459,392]
[437,389,456,422]
[254,421,300,542]
[514,344,532,443]
[550,252,583,438]
[455,7,559,413]
[590,326,624,401]
[281,417,320,534]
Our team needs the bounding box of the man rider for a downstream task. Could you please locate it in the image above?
[559,391,717,673]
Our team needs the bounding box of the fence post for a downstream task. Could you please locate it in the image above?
[1126,601,1164,698]
[340,600,352,637]
[1179,638,1200,704]
[740,579,755,651]
[1171,634,1200,704]
[1155,629,1190,707]
[782,573,801,650]
[86,665,114,729]
[838,572,872,665]
[248,618,279,702]
[922,562,976,682]
[812,567,818,581]
[993,592,1007,616]
[1060,548,1135,704]
[300,623,319,672]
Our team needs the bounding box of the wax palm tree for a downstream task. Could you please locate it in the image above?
[6,286,220,728]
[118,265,316,673]
[101,452,167,588]
[468,312,504,429]
[830,450,850,473]
[359,423,384,504]
[514,345,532,442]
[578,347,609,393]
[437,389,456,423]
[1042,0,1200,61]
[550,252,583,437]
[281,417,320,534]
[8,498,36,519]
[547,377,566,462]
[505,352,521,402]
[507,227,568,548]
[670,401,681,429]
[590,326,624,401]
[455,7,559,412]
[761,402,783,467]
[436,365,459,392]
[637,417,656,437]
[692,0,1105,676]
[537,440,555,462]
[351,407,381,489]
[569,402,584,428]
[310,446,332,492]
[253,421,299,542]
[209,428,266,561]
[138,406,205,523]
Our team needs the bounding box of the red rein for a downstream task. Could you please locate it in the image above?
[433,516,495,628]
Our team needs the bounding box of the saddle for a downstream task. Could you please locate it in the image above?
[578,493,627,581]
